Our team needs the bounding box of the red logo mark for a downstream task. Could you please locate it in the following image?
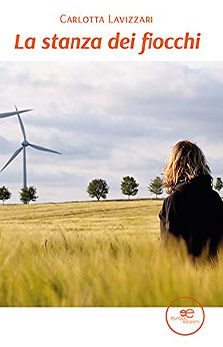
[166,297,205,336]
[180,308,194,318]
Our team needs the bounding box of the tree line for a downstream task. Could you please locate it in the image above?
[0,176,223,204]
[87,176,223,201]
[87,176,163,201]
[0,186,38,204]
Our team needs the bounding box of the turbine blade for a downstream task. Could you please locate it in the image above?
[29,143,61,155]
[0,147,23,172]
[15,105,27,140]
[0,109,33,119]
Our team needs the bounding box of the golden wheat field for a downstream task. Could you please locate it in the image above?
[0,199,223,307]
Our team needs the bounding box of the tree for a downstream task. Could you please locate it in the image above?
[0,186,11,205]
[20,186,38,204]
[121,176,139,199]
[148,176,163,198]
[87,179,109,201]
[215,177,223,193]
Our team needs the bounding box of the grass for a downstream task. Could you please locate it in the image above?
[0,199,223,307]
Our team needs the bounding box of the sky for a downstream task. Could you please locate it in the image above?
[0,61,223,203]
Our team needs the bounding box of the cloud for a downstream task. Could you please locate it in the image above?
[0,61,223,202]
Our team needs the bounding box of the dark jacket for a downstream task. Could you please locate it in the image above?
[159,175,223,257]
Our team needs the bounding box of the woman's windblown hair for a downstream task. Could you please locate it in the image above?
[163,140,211,194]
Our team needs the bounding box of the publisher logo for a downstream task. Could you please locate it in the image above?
[165,297,205,336]
[180,308,194,318]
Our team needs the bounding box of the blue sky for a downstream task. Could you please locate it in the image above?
[0,62,223,203]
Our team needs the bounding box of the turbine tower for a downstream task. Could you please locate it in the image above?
[0,106,61,188]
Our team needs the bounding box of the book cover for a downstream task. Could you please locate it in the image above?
[0,0,221,345]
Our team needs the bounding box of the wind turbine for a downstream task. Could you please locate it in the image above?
[0,108,33,119]
[0,106,61,188]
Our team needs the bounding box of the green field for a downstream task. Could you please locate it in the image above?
[0,199,223,307]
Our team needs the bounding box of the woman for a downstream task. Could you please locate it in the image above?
[159,140,223,258]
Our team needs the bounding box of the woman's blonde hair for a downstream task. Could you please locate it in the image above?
[163,140,211,194]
